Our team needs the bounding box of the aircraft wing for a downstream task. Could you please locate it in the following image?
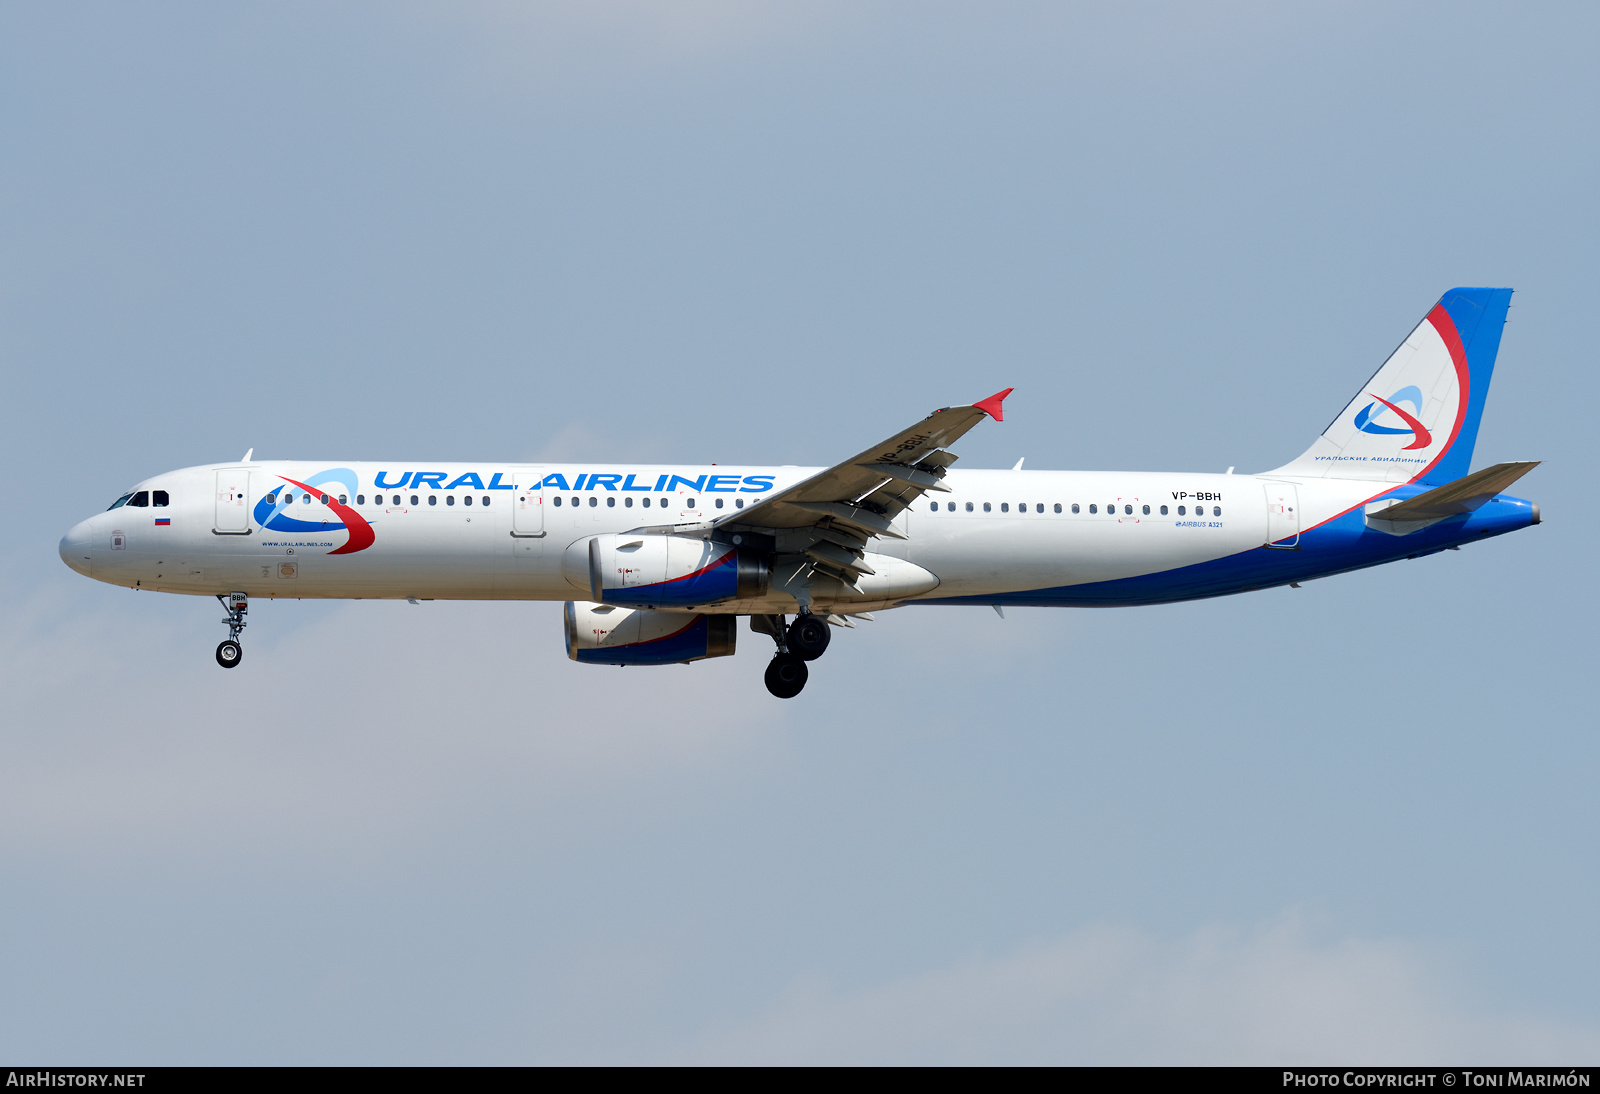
[712,388,1012,586]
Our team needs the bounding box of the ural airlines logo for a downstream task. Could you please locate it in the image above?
[1353,385,1433,451]
[251,468,375,555]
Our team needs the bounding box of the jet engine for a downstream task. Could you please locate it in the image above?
[565,534,769,609]
[564,601,737,665]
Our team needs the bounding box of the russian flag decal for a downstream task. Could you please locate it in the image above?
[155,518,171,526]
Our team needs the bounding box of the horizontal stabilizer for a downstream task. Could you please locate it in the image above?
[1365,461,1539,534]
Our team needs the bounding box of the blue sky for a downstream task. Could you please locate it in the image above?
[1,2,1596,1063]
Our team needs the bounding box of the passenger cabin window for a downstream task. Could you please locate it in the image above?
[686,498,696,507]
[391,495,401,505]
[1070,503,1078,514]
[658,497,668,507]
[410,495,418,505]
[626,497,635,507]
[128,491,149,507]
[965,502,973,512]
[319,494,329,504]
[1178,505,1186,515]
[736,498,745,509]
[930,502,939,513]
[1160,505,1168,515]
[338,494,347,504]
[589,497,597,507]
[428,495,437,506]
[607,496,616,507]
[1213,506,1221,517]
[1089,504,1097,514]
[153,490,169,507]
[1000,503,1008,513]
[948,502,956,511]
[1124,504,1133,515]
[450,495,459,506]
[714,498,723,509]
[983,502,991,512]
[464,495,473,506]
[482,496,490,507]
[355,494,364,504]
[642,497,651,507]
[1142,504,1150,515]
[266,493,279,505]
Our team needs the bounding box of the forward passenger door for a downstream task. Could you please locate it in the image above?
[214,470,251,534]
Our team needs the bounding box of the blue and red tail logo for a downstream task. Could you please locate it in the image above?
[1353,385,1432,451]
[250,468,375,555]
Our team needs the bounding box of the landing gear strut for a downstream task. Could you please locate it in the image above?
[754,610,831,698]
[215,592,247,669]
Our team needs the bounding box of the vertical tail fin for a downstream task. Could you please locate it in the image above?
[1268,288,1512,485]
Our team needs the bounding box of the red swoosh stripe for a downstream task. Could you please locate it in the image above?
[280,476,376,555]
[1422,303,1470,475]
[1364,392,1433,451]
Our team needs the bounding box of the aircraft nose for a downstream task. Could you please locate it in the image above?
[59,520,93,577]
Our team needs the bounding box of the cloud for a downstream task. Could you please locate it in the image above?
[677,915,1600,1065]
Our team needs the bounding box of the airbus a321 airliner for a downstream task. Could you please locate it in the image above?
[60,288,1538,697]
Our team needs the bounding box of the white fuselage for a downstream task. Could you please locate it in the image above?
[60,460,1384,611]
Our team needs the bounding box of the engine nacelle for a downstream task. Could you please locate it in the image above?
[566,534,769,609]
[564,601,737,665]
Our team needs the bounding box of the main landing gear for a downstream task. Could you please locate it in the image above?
[764,653,807,699]
[215,592,247,668]
[756,610,833,699]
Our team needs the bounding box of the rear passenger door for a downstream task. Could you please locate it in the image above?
[1263,481,1300,548]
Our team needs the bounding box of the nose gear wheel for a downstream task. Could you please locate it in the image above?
[215,592,248,669]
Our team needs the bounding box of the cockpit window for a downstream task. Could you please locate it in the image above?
[107,493,134,510]
[153,490,169,507]
[128,491,150,507]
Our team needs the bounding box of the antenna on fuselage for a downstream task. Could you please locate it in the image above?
[241,448,254,462]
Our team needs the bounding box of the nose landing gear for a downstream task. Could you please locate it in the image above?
[215,592,247,669]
